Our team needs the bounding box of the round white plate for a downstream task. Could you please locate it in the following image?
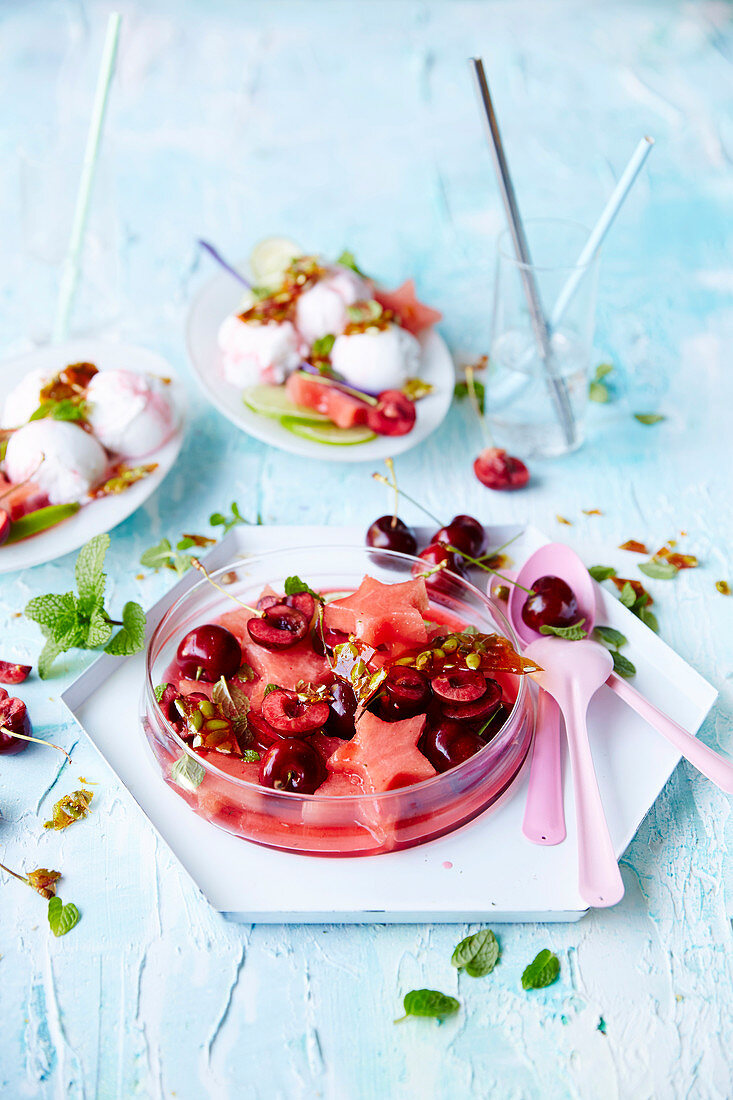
[186,266,454,462]
[0,340,186,573]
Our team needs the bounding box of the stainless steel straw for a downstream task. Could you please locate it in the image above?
[469,57,575,447]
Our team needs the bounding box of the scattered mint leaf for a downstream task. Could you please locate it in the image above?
[74,533,109,611]
[241,749,261,763]
[639,559,678,580]
[171,753,205,791]
[104,602,146,656]
[539,619,587,640]
[612,651,636,678]
[312,334,336,359]
[589,381,609,403]
[30,398,88,423]
[284,575,323,603]
[634,413,666,425]
[454,378,486,415]
[593,626,628,650]
[618,582,637,609]
[263,683,279,697]
[140,537,192,576]
[451,929,500,978]
[209,501,248,536]
[336,249,365,276]
[48,896,80,937]
[594,362,613,381]
[588,565,617,583]
[396,989,460,1022]
[211,676,250,738]
[154,684,168,703]
[521,949,560,990]
[638,605,659,633]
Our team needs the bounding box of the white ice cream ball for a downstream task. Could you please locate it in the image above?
[218,315,302,387]
[295,266,371,345]
[1,368,53,429]
[86,370,177,459]
[4,420,107,505]
[330,324,421,393]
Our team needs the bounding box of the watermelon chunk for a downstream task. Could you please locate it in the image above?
[374,279,442,335]
[285,372,370,428]
[325,574,429,649]
[328,711,435,793]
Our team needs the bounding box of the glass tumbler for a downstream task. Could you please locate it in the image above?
[486,218,600,458]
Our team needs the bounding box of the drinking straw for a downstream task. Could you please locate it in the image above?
[468,57,576,447]
[198,240,252,288]
[52,12,122,343]
[549,136,654,328]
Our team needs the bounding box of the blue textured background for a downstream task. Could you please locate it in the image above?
[1,2,731,1097]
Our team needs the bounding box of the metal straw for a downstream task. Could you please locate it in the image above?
[468,57,575,447]
[52,13,121,343]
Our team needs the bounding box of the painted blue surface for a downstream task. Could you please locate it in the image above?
[0,2,731,1097]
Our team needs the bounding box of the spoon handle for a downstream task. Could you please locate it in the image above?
[565,690,625,908]
[522,690,566,845]
[608,673,733,793]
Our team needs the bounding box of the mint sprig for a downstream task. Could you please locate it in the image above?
[209,501,248,536]
[25,534,145,678]
[451,929,500,978]
[140,537,193,577]
[336,249,365,276]
[521,949,560,990]
[284,575,324,604]
[639,559,678,580]
[593,625,628,650]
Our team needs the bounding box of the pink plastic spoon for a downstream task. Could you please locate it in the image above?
[525,635,623,907]
[509,542,733,795]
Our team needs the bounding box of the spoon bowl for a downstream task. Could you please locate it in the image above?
[509,542,597,646]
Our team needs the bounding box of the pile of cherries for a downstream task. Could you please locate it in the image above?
[366,510,484,590]
[0,662,33,756]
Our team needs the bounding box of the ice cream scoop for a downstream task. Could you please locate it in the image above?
[218,315,302,387]
[331,323,420,393]
[1,369,53,429]
[4,420,107,504]
[295,265,370,344]
[86,370,176,458]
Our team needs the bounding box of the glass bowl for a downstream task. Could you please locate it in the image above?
[141,545,534,856]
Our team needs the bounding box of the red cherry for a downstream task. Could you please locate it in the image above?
[261,688,330,735]
[441,679,502,721]
[432,515,484,558]
[247,604,309,651]
[376,666,430,721]
[259,738,327,793]
[474,447,530,491]
[0,660,31,685]
[158,684,185,727]
[431,668,486,703]
[0,509,11,547]
[257,591,316,621]
[177,624,241,682]
[419,719,485,773]
[248,710,284,752]
[325,679,358,739]
[365,516,417,556]
[367,390,417,436]
[521,575,580,632]
[0,688,31,755]
[412,542,466,594]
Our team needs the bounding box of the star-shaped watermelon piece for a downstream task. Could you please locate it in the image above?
[328,711,435,793]
[374,279,442,335]
[324,574,429,649]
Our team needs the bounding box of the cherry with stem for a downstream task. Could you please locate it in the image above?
[0,725,71,759]
[444,544,535,595]
[464,365,530,491]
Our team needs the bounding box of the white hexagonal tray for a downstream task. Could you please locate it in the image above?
[61,524,717,923]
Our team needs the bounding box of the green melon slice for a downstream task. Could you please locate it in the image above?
[243,384,330,423]
[280,417,376,446]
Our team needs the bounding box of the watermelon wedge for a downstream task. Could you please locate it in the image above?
[374,279,442,335]
[325,574,429,649]
[328,711,435,793]
[286,371,371,429]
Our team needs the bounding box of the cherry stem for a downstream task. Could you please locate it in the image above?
[0,727,71,760]
[477,531,523,563]
[384,458,400,528]
[191,558,261,616]
[465,366,493,448]
[0,453,46,503]
[445,545,535,595]
[0,860,28,886]
[371,473,442,527]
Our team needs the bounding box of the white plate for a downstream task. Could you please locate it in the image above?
[185,266,454,462]
[60,524,717,923]
[0,340,186,573]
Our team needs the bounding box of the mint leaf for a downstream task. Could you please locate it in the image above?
[312,334,335,359]
[154,684,168,702]
[241,749,261,763]
[284,575,323,603]
[104,602,146,656]
[539,619,587,640]
[263,683,279,697]
[588,565,616,582]
[209,501,248,536]
[37,637,66,680]
[336,249,364,276]
[638,605,659,633]
[639,560,678,580]
[25,593,76,636]
[141,537,192,574]
[47,896,80,937]
[618,582,637,609]
[30,398,88,423]
[594,362,613,381]
[521,949,560,990]
[396,989,460,1022]
[171,753,205,791]
[593,625,628,650]
[612,651,636,678]
[75,533,109,609]
[454,379,486,415]
[211,676,250,738]
[634,413,666,425]
[83,606,114,649]
[451,929,500,978]
[589,381,609,403]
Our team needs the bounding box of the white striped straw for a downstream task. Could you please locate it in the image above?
[52,13,121,343]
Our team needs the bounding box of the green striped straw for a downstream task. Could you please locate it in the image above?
[52,12,122,343]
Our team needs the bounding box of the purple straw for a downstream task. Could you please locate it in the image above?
[198,239,251,288]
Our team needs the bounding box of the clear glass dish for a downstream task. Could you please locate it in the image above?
[141,545,534,856]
